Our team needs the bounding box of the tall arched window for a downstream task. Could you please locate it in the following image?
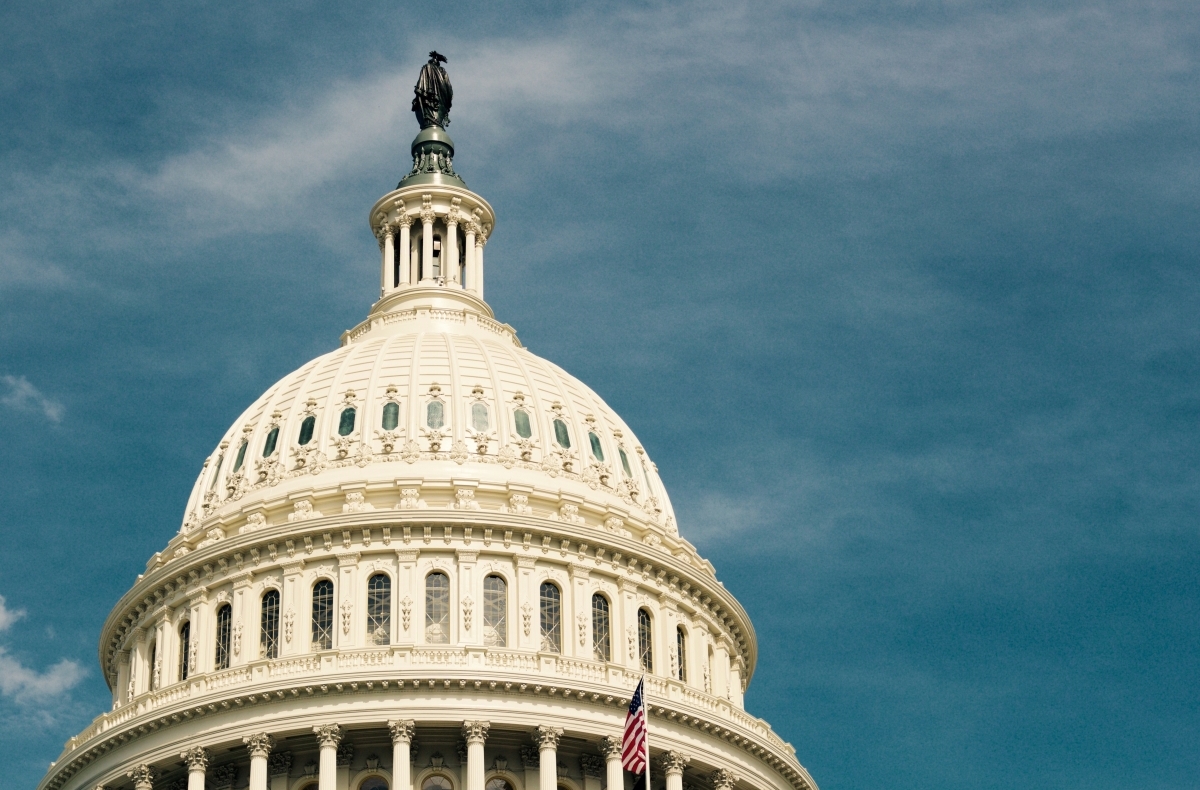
[637,609,653,672]
[540,582,562,653]
[382,402,400,431]
[298,415,316,446]
[425,572,450,644]
[312,579,334,650]
[338,408,356,436]
[148,642,158,690]
[214,604,232,670]
[706,646,715,693]
[260,589,280,659]
[676,627,687,682]
[367,573,391,645]
[178,621,191,681]
[592,593,611,662]
[514,409,532,438]
[483,575,506,647]
[262,426,280,457]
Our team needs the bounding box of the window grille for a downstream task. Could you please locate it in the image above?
[638,609,653,672]
[367,574,391,645]
[260,590,280,659]
[312,579,334,650]
[214,604,232,670]
[592,593,611,662]
[425,572,450,644]
[483,575,507,647]
[540,582,562,653]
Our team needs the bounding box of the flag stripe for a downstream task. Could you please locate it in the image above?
[622,678,648,774]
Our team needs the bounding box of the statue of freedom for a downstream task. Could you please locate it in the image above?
[412,51,453,129]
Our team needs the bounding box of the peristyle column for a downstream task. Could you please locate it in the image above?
[709,769,738,790]
[397,213,413,286]
[181,748,209,790]
[380,225,395,295]
[244,733,275,790]
[462,721,490,790]
[128,764,157,790]
[463,223,477,292]
[445,209,460,284]
[535,725,563,790]
[599,736,623,790]
[388,720,415,790]
[657,752,690,790]
[474,232,486,299]
[420,196,435,283]
[313,724,343,790]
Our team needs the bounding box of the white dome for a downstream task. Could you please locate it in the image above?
[179,291,678,544]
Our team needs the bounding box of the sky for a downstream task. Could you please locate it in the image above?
[1,0,1198,787]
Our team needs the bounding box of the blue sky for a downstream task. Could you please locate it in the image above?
[2,1,1198,788]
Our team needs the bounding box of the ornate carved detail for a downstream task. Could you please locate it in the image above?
[288,500,321,522]
[453,488,480,510]
[181,746,211,771]
[343,492,375,512]
[284,609,295,643]
[244,733,275,759]
[268,751,293,775]
[519,746,540,768]
[709,770,738,790]
[462,595,474,632]
[627,625,637,660]
[336,741,354,767]
[396,488,427,509]
[211,765,237,790]
[598,736,622,758]
[388,719,416,743]
[503,493,532,514]
[603,516,632,537]
[577,612,588,646]
[419,195,436,226]
[341,600,352,634]
[314,723,344,749]
[580,755,605,777]
[657,752,690,775]
[461,720,490,745]
[534,725,563,750]
[401,596,413,631]
[550,502,584,524]
[127,765,157,789]
[521,603,532,636]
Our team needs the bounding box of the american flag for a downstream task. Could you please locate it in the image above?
[622,677,649,778]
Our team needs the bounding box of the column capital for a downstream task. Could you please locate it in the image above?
[709,769,739,790]
[243,733,275,759]
[462,720,490,745]
[597,736,622,758]
[388,719,416,743]
[181,747,210,771]
[657,752,690,776]
[127,765,157,790]
[313,723,344,749]
[534,725,563,750]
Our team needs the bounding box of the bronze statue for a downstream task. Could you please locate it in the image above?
[412,51,453,129]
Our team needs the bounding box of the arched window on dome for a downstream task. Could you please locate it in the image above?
[423,775,453,790]
[262,426,280,457]
[312,579,334,650]
[425,572,450,644]
[618,447,633,478]
[233,440,248,473]
[513,409,532,439]
[214,604,232,671]
[382,402,400,431]
[366,573,391,646]
[637,609,653,672]
[592,593,611,662]
[540,581,562,653]
[426,400,444,429]
[483,574,506,647]
[588,432,605,462]
[260,589,280,659]
[553,419,571,449]
[178,621,191,681]
[471,402,489,432]
[208,453,223,490]
[148,642,158,691]
[675,626,687,682]
[298,415,316,446]
[338,408,356,437]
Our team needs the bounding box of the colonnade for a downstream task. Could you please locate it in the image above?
[122,722,702,790]
[379,200,487,297]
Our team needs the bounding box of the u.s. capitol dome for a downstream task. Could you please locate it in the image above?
[39,54,818,790]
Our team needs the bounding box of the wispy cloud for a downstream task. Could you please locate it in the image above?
[0,596,84,706]
[0,596,25,633]
[0,376,63,422]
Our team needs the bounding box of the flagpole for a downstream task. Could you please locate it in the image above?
[642,674,650,790]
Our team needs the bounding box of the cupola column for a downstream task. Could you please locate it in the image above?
[244,734,275,790]
[535,726,563,790]
[463,721,490,790]
[314,724,344,790]
[389,720,416,790]
[420,196,435,283]
[181,747,210,790]
[463,223,477,292]
[381,226,395,294]
[657,752,690,790]
[598,737,623,790]
[445,205,460,284]
[475,233,486,299]
[397,213,413,287]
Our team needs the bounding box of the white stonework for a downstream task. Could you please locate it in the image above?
[38,93,816,790]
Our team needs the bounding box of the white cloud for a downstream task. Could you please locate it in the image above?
[0,596,25,632]
[0,375,64,423]
[0,647,86,705]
